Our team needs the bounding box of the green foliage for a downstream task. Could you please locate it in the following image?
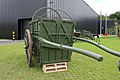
[0,38,120,80]
[98,15,106,20]
[108,11,120,20]
[98,11,120,21]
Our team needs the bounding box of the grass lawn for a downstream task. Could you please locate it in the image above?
[0,37,120,80]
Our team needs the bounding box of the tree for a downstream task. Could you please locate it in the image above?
[98,15,106,20]
[108,11,120,20]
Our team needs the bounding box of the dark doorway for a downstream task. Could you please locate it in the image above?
[18,18,31,40]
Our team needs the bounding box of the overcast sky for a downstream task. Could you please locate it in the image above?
[84,0,120,15]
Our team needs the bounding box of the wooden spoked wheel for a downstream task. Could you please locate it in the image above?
[24,29,33,67]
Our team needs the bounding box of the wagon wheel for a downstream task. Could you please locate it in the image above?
[24,29,33,67]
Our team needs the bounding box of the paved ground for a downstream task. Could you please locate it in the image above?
[0,40,24,46]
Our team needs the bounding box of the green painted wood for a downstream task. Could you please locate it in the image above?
[30,19,75,64]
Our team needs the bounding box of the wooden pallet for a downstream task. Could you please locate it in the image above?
[42,62,67,73]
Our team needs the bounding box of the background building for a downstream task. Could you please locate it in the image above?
[98,20,120,35]
[0,0,98,39]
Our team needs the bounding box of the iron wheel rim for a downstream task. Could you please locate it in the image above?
[24,29,33,67]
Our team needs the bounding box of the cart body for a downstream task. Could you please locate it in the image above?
[29,18,75,64]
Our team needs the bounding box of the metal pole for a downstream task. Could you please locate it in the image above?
[105,13,108,33]
[100,11,102,35]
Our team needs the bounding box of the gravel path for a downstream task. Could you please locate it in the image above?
[0,40,24,46]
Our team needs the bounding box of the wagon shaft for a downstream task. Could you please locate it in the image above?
[74,37,120,57]
[33,35,103,62]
